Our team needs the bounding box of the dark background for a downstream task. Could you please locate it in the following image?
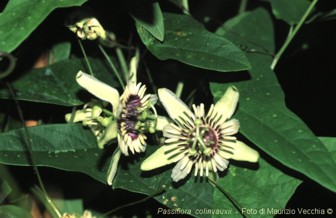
[1,0,335,217]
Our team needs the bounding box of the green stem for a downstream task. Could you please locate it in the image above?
[5,83,62,217]
[98,44,125,89]
[208,177,247,218]
[238,0,248,15]
[31,186,62,218]
[115,48,129,82]
[271,0,318,70]
[144,61,158,97]
[77,39,94,76]
[0,52,16,79]
[99,185,168,218]
[175,81,184,99]
[181,0,190,15]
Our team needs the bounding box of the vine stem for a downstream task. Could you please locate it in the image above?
[5,82,62,217]
[238,0,248,15]
[98,44,125,89]
[208,177,247,218]
[115,48,129,82]
[271,0,318,70]
[175,81,184,99]
[0,52,16,79]
[181,0,190,15]
[77,39,94,76]
[99,185,168,218]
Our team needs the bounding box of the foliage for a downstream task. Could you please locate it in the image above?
[0,0,335,217]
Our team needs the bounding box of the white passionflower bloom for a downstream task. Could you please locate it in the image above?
[73,57,165,185]
[141,86,259,182]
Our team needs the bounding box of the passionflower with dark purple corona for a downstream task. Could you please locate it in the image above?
[67,57,166,185]
[141,86,259,182]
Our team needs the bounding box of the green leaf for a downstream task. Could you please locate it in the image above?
[113,148,299,218]
[128,1,164,41]
[0,0,87,53]
[0,57,119,106]
[319,137,336,164]
[216,8,274,53]
[213,158,301,218]
[137,12,250,72]
[268,0,311,25]
[0,124,106,182]
[0,205,32,218]
[53,198,84,215]
[52,42,71,63]
[212,8,336,192]
[113,145,214,218]
[0,180,12,204]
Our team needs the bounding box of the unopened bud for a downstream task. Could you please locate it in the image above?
[92,105,103,118]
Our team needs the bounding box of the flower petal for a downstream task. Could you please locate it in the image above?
[156,115,170,131]
[98,121,118,149]
[118,134,128,156]
[141,146,182,171]
[129,56,138,84]
[158,88,195,124]
[213,86,239,123]
[219,141,259,162]
[76,71,120,114]
[107,148,122,185]
[171,157,194,182]
[220,118,240,135]
[65,110,88,123]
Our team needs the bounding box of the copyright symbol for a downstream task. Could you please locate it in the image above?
[327,208,333,215]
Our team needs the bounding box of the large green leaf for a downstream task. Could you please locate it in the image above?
[52,42,71,63]
[128,0,164,41]
[0,205,32,218]
[267,0,311,25]
[0,0,87,53]
[53,198,84,215]
[319,137,336,164]
[0,57,119,106]
[213,158,301,218]
[0,181,12,204]
[137,12,250,72]
[113,147,299,218]
[212,8,336,192]
[0,124,106,182]
[113,145,214,218]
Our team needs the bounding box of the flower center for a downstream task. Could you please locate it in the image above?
[125,94,142,116]
[118,94,142,140]
[188,119,218,157]
[201,126,218,149]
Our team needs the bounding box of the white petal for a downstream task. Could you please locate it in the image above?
[97,121,118,149]
[219,141,259,162]
[129,56,138,84]
[118,134,129,156]
[171,157,194,182]
[213,86,239,123]
[213,153,229,170]
[192,103,205,118]
[155,116,170,131]
[65,110,87,123]
[76,71,120,114]
[141,146,183,171]
[158,88,195,124]
[107,148,121,185]
[220,119,240,135]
